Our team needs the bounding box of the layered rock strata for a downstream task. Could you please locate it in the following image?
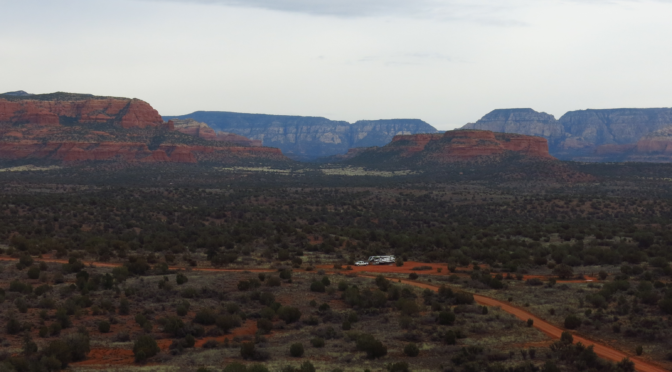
[347,129,554,163]
[462,107,672,161]
[0,92,287,164]
[0,93,164,129]
[163,112,438,161]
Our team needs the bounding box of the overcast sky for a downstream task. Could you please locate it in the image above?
[1,0,672,129]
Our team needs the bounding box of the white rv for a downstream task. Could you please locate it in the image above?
[368,255,396,265]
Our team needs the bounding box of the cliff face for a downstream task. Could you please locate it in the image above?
[580,127,672,162]
[0,92,288,165]
[0,92,164,129]
[463,109,565,145]
[347,129,554,164]
[172,119,262,147]
[163,112,438,161]
[461,107,672,161]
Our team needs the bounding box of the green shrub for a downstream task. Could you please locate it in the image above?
[133,335,160,363]
[310,281,326,293]
[389,362,409,372]
[277,306,302,323]
[98,321,111,333]
[300,361,315,372]
[224,362,248,372]
[257,318,273,334]
[119,298,130,315]
[290,342,305,357]
[176,273,188,285]
[217,314,242,332]
[404,343,420,357]
[356,333,387,359]
[194,308,218,325]
[564,315,581,330]
[27,266,41,279]
[311,337,325,348]
[438,311,455,325]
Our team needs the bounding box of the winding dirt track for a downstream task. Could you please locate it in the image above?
[378,276,667,372]
[0,256,666,371]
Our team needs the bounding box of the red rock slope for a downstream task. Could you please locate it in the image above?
[0,92,287,164]
[385,130,555,161]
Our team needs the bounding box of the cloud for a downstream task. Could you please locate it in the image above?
[140,0,672,19]
[142,0,438,17]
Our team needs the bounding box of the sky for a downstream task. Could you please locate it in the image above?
[1,0,672,130]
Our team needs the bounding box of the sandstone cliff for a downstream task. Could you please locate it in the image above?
[461,107,672,161]
[0,92,288,165]
[163,112,437,161]
[345,129,554,164]
[463,109,565,146]
[172,119,262,147]
[0,92,165,129]
[580,127,672,162]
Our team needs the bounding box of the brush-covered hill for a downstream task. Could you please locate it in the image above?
[339,129,593,182]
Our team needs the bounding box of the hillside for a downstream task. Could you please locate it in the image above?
[0,92,289,165]
[163,111,437,161]
[463,107,672,161]
[340,130,594,182]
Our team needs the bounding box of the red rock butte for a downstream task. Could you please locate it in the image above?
[387,129,555,161]
[0,93,287,164]
[0,96,164,128]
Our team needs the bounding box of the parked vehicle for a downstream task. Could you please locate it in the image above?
[355,261,369,266]
[368,255,395,265]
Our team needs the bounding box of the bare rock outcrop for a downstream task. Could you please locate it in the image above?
[163,112,438,161]
[346,129,554,164]
[0,92,288,165]
[0,92,164,128]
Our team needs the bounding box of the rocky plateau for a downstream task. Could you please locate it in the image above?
[163,112,438,161]
[0,92,287,165]
[463,107,672,161]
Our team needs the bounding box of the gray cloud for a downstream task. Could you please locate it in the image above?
[143,0,438,17]
[140,0,671,19]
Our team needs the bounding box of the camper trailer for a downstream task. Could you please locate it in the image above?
[368,255,396,265]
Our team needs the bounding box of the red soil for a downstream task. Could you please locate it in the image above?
[316,261,447,275]
[0,255,663,371]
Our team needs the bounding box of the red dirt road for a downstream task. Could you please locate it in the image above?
[386,277,667,372]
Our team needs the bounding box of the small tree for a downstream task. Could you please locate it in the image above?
[27,266,41,279]
[133,335,159,363]
[290,343,304,357]
[560,331,573,344]
[176,273,188,285]
[527,318,534,327]
[553,264,574,280]
[438,311,455,325]
[564,315,581,330]
[404,343,420,357]
[98,321,111,333]
[636,345,643,356]
[310,281,326,293]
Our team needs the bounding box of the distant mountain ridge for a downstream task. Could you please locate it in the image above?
[463,107,672,161]
[164,111,437,161]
